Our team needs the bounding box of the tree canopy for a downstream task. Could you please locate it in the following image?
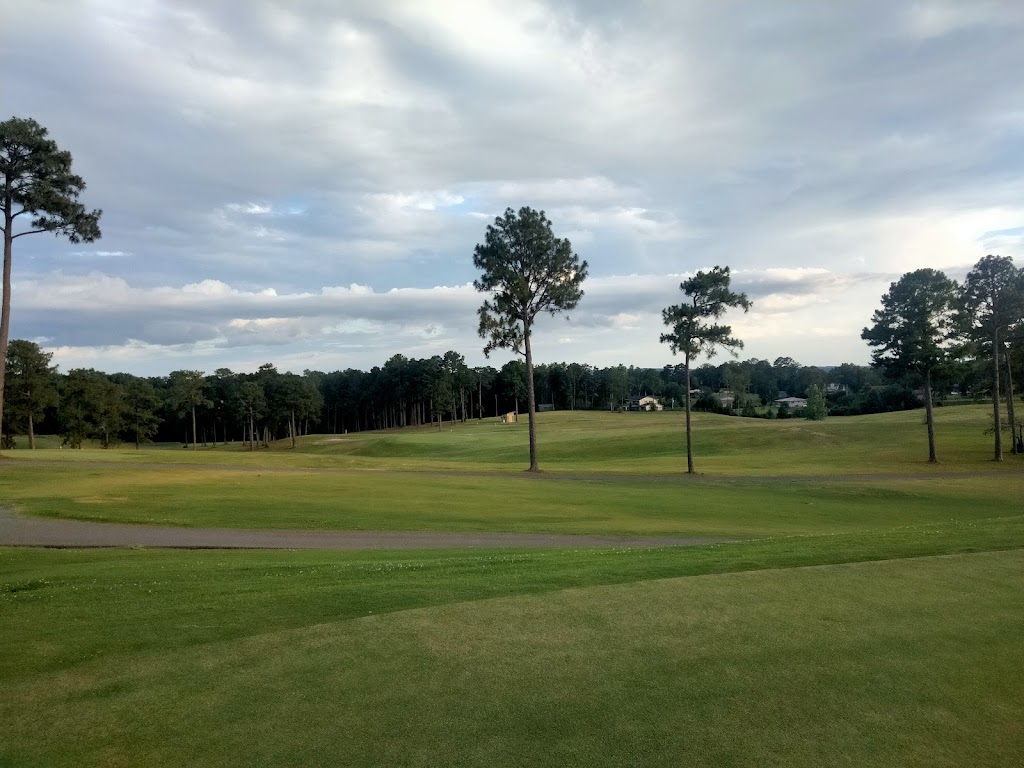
[862,268,960,462]
[960,255,1024,460]
[660,266,751,473]
[0,117,101,446]
[473,206,588,471]
[3,339,58,449]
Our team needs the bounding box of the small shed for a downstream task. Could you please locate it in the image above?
[500,412,518,424]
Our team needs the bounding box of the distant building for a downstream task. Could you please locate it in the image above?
[537,403,555,412]
[774,396,807,408]
[624,395,663,411]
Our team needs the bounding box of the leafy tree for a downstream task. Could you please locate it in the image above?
[804,384,828,421]
[237,381,266,451]
[606,365,629,410]
[59,369,121,448]
[112,374,161,449]
[3,339,58,448]
[566,363,586,410]
[168,370,211,450]
[660,266,751,473]
[277,372,322,447]
[425,355,454,428]
[498,360,527,417]
[960,255,1023,461]
[862,268,961,462]
[441,350,470,422]
[0,117,101,442]
[473,206,588,472]
[207,368,241,445]
[473,366,497,418]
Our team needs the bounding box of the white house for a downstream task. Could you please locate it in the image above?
[774,396,807,408]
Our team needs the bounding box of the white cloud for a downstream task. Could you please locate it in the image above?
[7,1,1024,373]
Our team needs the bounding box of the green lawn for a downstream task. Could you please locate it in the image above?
[2,544,1022,766]
[1,405,1022,766]
[4,405,1016,475]
[0,462,1021,537]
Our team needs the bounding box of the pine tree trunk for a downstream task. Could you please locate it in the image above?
[685,353,694,474]
[1006,351,1017,454]
[0,208,13,450]
[191,406,198,451]
[524,318,539,472]
[924,367,937,463]
[993,329,1003,461]
[28,411,35,449]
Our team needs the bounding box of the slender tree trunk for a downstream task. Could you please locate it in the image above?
[1006,350,1017,454]
[290,410,296,448]
[249,412,255,452]
[494,394,498,419]
[993,329,1003,461]
[685,353,694,474]
[191,406,197,451]
[924,367,937,463]
[28,411,35,449]
[0,208,13,449]
[524,318,539,472]
[135,419,140,450]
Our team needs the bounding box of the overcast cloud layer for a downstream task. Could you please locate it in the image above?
[5,0,1024,375]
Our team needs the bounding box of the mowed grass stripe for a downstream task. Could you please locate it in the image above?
[3,549,1022,767]
[1,460,1021,536]
[4,405,1019,476]
[4,514,1023,683]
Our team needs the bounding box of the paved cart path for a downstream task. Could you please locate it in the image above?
[0,506,723,550]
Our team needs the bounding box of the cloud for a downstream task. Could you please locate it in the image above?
[12,266,921,373]
[5,1,1024,374]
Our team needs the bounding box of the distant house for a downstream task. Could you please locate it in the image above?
[775,396,807,409]
[638,396,663,412]
[717,390,735,408]
[826,383,848,394]
[625,395,663,411]
[537,403,555,412]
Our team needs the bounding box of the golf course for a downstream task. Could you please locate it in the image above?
[2,405,1022,766]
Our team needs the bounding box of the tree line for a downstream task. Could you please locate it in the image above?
[1,339,1010,452]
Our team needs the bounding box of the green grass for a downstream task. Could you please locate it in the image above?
[5,405,1017,475]
[2,406,1023,765]
[2,542,1022,766]
[0,405,1019,536]
[0,463,1021,536]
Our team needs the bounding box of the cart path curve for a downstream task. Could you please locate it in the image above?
[0,506,725,550]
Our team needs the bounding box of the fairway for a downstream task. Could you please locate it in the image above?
[2,406,1023,766]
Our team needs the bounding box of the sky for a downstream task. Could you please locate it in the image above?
[5,0,1024,376]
